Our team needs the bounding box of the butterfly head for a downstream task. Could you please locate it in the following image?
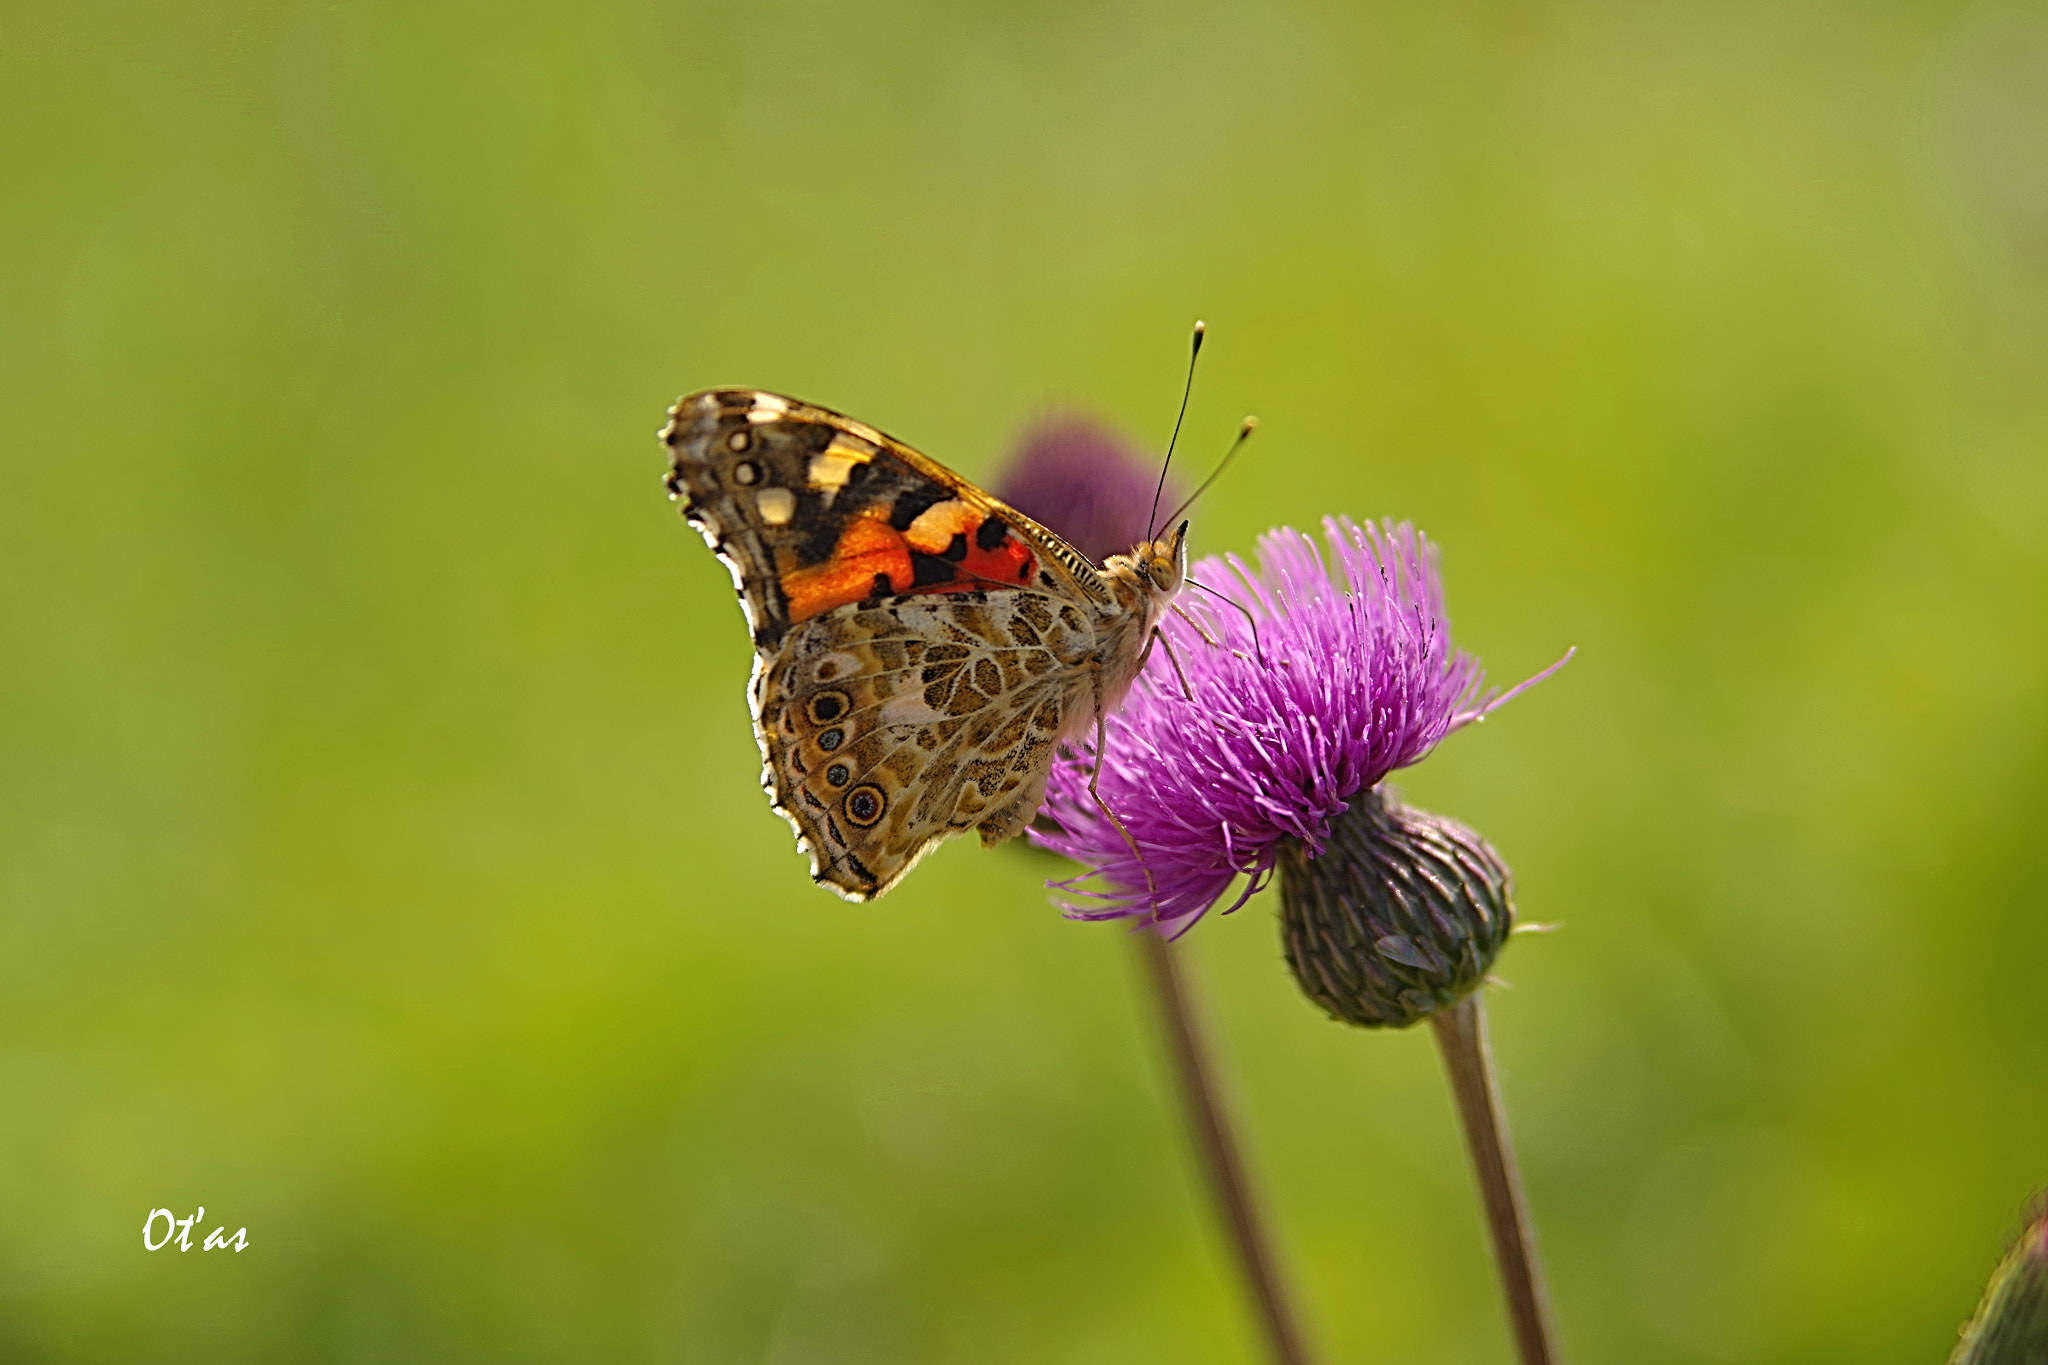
[1149,520,1191,593]
[1105,519,1189,603]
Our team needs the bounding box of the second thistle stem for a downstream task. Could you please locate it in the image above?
[1135,931,1316,1365]
[1430,993,1561,1365]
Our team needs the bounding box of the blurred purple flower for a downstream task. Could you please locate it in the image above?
[993,417,1180,566]
[1032,517,1566,938]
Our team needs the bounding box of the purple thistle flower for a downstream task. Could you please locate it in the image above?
[1032,517,1565,939]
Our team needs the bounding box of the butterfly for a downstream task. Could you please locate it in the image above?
[663,388,1188,901]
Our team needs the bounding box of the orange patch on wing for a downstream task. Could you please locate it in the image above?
[781,515,913,622]
[946,518,1036,590]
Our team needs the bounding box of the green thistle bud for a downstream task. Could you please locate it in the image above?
[1277,786,1514,1029]
[1953,1210,2048,1365]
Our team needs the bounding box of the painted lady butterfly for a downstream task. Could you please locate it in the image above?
[664,389,1187,901]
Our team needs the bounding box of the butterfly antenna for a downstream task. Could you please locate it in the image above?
[1147,320,1205,540]
[1160,416,1257,530]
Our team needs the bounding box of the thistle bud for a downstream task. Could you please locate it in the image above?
[1277,786,1514,1029]
[1953,1210,2048,1365]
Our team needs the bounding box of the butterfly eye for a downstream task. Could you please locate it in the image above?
[844,785,886,827]
[808,691,851,724]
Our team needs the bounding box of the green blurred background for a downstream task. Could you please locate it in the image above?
[4,0,2046,1360]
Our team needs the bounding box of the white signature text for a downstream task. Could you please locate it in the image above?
[143,1207,247,1252]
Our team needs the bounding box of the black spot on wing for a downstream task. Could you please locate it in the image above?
[888,486,948,532]
[839,457,880,501]
[976,517,1009,552]
[942,532,968,561]
[910,552,956,588]
[793,493,843,566]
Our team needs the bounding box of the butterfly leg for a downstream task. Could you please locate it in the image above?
[1085,678,1159,904]
[1169,603,1223,650]
[1148,625,1196,701]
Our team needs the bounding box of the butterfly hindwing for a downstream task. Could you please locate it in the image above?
[758,592,1096,897]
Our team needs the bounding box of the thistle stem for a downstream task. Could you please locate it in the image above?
[1429,993,1561,1365]
[1134,931,1316,1365]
